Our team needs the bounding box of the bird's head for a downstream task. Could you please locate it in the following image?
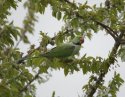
[72,36,84,45]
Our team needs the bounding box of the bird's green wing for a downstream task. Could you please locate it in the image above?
[41,43,75,58]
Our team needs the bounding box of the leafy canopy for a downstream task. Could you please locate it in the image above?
[0,0,125,97]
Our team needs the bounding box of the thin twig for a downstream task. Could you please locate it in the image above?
[16,46,40,64]
[93,20,118,41]
[19,70,41,93]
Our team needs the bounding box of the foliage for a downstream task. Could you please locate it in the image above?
[0,0,125,97]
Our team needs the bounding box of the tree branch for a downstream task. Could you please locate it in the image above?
[87,32,124,97]
[120,39,125,44]
[64,0,77,7]
[16,46,40,64]
[61,0,118,41]
[93,20,118,41]
[19,70,41,93]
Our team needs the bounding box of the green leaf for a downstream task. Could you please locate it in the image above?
[52,10,57,18]
[64,68,69,76]
[57,11,62,20]
[23,35,30,43]
[52,91,55,97]
[71,18,79,28]
[108,72,124,96]
[118,46,125,62]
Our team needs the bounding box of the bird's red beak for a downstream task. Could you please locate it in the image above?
[80,37,84,44]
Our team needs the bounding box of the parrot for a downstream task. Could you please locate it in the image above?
[41,36,84,58]
[17,36,84,64]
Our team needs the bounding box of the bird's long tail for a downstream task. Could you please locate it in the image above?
[16,55,42,64]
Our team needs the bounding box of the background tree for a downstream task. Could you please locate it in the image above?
[0,0,125,97]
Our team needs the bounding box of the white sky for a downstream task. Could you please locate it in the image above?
[8,0,125,97]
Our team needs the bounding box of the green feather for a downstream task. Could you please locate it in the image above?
[41,43,75,58]
[41,36,83,58]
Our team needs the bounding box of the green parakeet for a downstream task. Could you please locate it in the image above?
[17,36,84,64]
[41,36,84,58]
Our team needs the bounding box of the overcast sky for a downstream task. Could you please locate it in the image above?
[8,0,125,97]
